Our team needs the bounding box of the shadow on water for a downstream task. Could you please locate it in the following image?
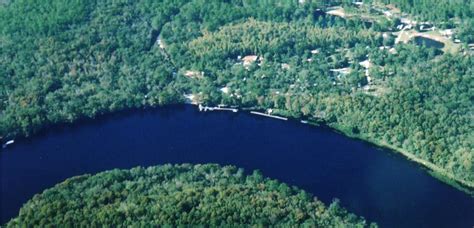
[1,105,473,227]
[414,36,445,49]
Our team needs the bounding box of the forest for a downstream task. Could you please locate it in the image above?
[0,0,473,190]
[5,164,375,227]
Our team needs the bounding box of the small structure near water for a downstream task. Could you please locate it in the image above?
[250,111,288,121]
[2,140,14,149]
[199,104,238,113]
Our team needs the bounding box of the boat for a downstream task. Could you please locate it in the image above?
[2,140,14,149]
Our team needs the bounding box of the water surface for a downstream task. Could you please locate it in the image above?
[1,106,473,227]
[414,36,445,49]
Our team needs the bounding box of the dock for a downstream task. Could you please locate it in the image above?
[199,104,238,113]
[250,111,288,121]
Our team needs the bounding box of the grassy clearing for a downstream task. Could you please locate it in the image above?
[395,30,460,53]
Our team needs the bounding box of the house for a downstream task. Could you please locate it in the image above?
[281,63,291,70]
[184,71,204,78]
[352,1,363,7]
[242,55,258,67]
[383,10,393,17]
[330,68,351,74]
[418,23,435,32]
[359,59,372,83]
[359,59,372,69]
[440,29,454,38]
[184,94,198,104]
[400,18,417,25]
[326,7,346,18]
[330,68,351,80]
[156,37,166,49]
[220,87,229,94]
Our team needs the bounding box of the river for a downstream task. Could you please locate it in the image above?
[1,105,473,227]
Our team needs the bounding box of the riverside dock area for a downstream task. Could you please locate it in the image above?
[199,104,238,112]
[250,111,288,121]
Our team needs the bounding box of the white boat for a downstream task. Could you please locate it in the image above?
[2,140,14,149]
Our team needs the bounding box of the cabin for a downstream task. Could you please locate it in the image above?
[281,63,291,70]
[220,87,229,94]
[184,71,204,79]
[418,23,435,32]
[242,55,258,66]
[184,94,198,104]
[330,68,351,80]
[326,7,346,18]
[359,59,372,69]
[330,68,351,74]
[440,29,454,39]
[359,59,373,83]
[156,38,165,49]
[400,18,416,25]
[352,1,363,7]
[383,10,393,17]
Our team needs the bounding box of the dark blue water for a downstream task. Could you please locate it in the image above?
[414,36,445,49]
[1,106,473,227]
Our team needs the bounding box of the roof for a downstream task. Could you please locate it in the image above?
[242,55,258,62]
[359,59,372,69]
[184,71,203,78]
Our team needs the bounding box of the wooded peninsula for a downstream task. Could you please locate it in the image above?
[6,164,376,227]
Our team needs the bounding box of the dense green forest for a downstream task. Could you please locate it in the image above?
[0,0,472,190]
[5,164,375,227]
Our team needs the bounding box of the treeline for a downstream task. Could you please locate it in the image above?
[6,164,375,227]
[0,0,189,137]
[188,19,381,61]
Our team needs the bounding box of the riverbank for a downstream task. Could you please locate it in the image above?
[3,104,473,227]
[328,123,474,196]
[198,104,474,194]
[3,102,473,196]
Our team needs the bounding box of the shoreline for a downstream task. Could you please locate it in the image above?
[2,103,473,195]
[327,123,474,195]
[195,104,474,194]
